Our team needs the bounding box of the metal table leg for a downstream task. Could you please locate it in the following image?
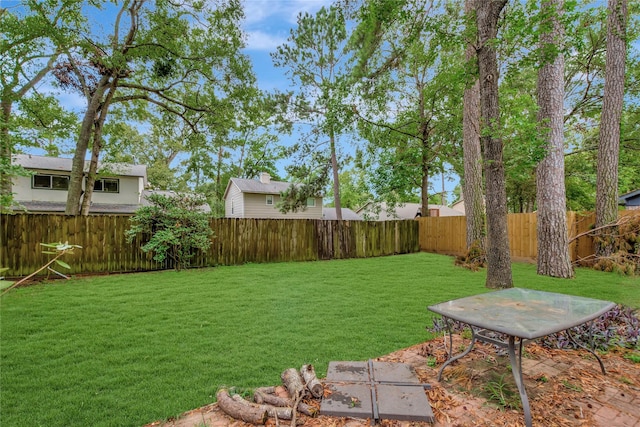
[437,319,477,382]
[507,336,532,427]
[566,322,607,375]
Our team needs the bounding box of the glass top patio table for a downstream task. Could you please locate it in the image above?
[428,288,616,340]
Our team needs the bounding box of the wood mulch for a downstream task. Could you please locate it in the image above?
[146,335,640,427]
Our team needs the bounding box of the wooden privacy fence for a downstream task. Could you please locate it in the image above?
[418,210,640,262]
[0,215,419,277]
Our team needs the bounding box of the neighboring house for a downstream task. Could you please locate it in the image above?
[11,154,147,214]
[224,173,322,219]
[322,207,362,220]
[619,189,640,210]
[356,202,465,220]
[450,198,466,214]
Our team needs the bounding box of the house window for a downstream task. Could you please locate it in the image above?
[306,198,316,207]
[32,174,69,190]
[231,199,234,214]
[266,195,274,205]
[93,178,119,193]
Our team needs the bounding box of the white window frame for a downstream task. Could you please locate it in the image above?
[306,197,316,207]
[266,194,274,205]
[32,174,69,190]
[93,178,119,193]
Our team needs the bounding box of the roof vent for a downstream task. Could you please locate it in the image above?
[260,172,271,184]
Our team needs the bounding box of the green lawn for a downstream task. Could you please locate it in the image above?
[1,252,638,427]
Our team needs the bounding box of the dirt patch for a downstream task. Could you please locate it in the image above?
[145,335,640,427]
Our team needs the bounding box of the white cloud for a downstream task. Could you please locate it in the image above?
[241,0,332,26]
[245,30,288,51]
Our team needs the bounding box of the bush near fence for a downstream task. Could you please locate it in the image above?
[417,210,640,262]
[0,215,419,278]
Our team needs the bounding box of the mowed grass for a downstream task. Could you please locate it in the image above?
[1,252,638,427]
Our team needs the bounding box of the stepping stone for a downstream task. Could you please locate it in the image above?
[321,383,372,418]
[321,360,434,423]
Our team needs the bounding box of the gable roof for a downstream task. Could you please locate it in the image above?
[322,207,362,220]
[228,177,292,195]
[13,154,147,178]
[619,189,640,204]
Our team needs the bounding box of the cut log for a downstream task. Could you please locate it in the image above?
[216,389,269,424]
[281,368,306,399]
[300,364,324,398]
[253,388,316,416]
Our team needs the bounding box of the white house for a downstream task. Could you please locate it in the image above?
[224,173,322,219]
[356,202,465,220]
[11,154,147,214]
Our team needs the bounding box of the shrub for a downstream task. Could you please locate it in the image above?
[126,193,212,271]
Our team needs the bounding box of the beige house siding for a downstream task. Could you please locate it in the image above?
[224,183,246,218]
[241,193,322,219]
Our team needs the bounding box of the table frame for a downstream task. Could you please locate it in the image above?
[428,289,615,427]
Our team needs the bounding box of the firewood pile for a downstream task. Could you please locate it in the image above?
[217,364,323,425]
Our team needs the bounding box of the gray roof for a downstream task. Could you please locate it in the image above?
[322,207,362,220]
[12,191,211,214]
[619,189,640,205]
[13,201,140,214]
[13,154,147,178]
[357,202,464,220]
[228,177,292,195]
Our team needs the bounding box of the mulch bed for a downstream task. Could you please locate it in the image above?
[146,335,640,427]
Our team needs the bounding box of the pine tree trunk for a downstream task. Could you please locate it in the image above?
[463,0,485,249]
[330,128,342,220]
[476,0,512,289]
[595,0,627,257]
[421,149,430,217]
[536,0,574,278]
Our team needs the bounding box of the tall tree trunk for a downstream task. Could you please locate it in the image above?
[463,0,485,249]
[536,0,574,278]
[329,128,342,220]
[65,76,111,215]
[476,0,512,289]
[81,80,117,216]
[595,0,627,257]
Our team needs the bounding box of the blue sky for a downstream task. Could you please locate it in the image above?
[242,0,331,93]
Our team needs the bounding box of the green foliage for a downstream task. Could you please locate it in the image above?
[624,352,640,363]
[483,373,521,410]
[126,193,212,271]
